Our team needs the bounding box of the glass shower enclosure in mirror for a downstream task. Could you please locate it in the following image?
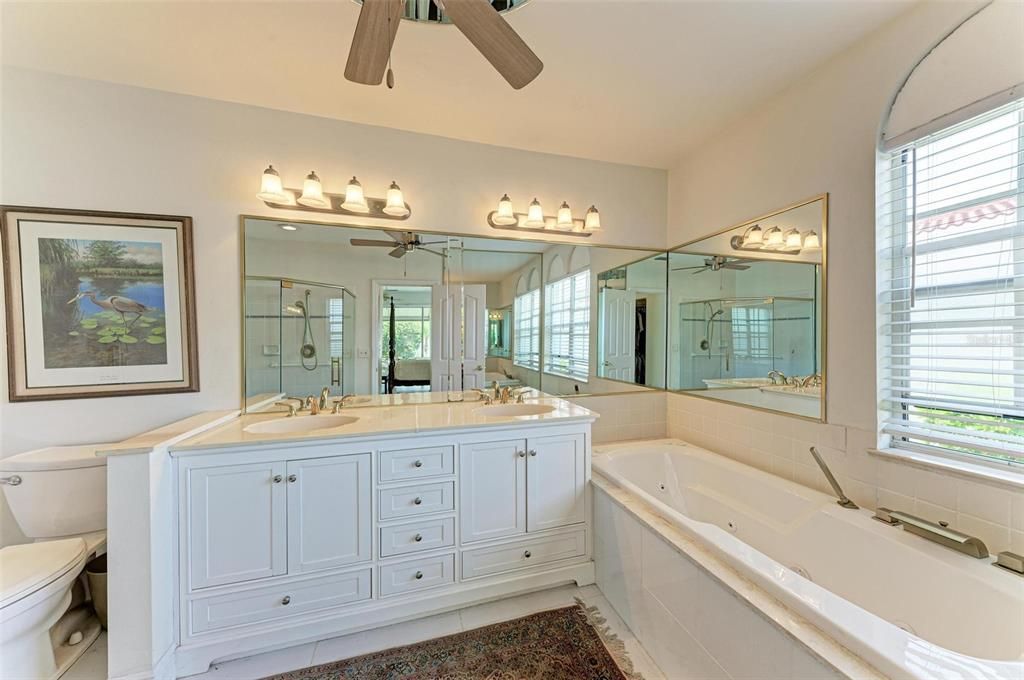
[668,195,827,420]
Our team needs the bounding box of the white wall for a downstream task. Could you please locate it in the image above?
[664,0,1023,555]
[0,66,666,544]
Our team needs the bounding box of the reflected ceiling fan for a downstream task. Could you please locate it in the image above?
[345,0,543,90]
[673,256,753,275]
[350,231,448,258]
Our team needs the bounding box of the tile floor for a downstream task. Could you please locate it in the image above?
[65,585,666,680]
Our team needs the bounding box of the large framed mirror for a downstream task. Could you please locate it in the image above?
[667,195,827,420]
[241,217,667,410]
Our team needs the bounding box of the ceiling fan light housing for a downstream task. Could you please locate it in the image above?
[493,194,517,225]
[297,171,330,208]
[383,181,410,217]
[342,176,370,213]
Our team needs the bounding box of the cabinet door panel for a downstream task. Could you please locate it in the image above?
[188,461,286,590]
[459,440,527,543]
[287,454,372,574]
[527,434,586,533]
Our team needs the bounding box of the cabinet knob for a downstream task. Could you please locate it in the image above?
[414,533,423,542]
[287,474,297,483]
[414,571,424,580]
[529,450,537,457]
[281,595,291,605]
[413,497,423,505]
[414,460,423,468]
[272,475,283,483]
[517,451,526,458]
[524,550,532,558]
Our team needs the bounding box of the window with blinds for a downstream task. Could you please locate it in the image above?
[877,97,1023,464]
[328,297,344,358]
[513,289,540,370]
[544,270,590,381]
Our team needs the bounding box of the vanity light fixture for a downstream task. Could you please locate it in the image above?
[783,229,803,251]
[762,227,785,250]
[256,165,411,220]
[486,194,598,238]
[257,165,289,203]
[803,231,821,251]
[341,176,370,213]
[730,225,821,256]
[741,225,763,247]
[383,181,410,217]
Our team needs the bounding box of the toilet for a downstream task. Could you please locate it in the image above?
[0,444,111,680]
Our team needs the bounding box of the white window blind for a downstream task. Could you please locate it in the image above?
[877,97,1024,464]
[328,297,344,358]
[544,270,590,381]
[513,289,540,370]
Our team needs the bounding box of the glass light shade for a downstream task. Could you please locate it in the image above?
[556,202,574,230]
[741,225,763,247]
[493,194,517,225]
[584,205,602,231]
[297,171,329,208]
[341,176,369,213]
[762,227,784,250]
[803,231,821,250]
[383,181,409,217]
[783,229,803,251]
[525,198,546,228]
[257,165,288,203]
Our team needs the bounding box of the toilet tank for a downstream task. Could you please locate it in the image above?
[0,445,111,539]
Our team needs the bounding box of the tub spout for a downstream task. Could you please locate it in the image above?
[808,447,859,509]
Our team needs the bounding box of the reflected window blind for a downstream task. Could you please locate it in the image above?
[514,289,540,370]
[328,297,344,358]
[877,97,1024,463]
[544,270,590,381]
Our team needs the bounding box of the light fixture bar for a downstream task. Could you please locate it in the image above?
[486,210,593,238]
[257,166,411,220]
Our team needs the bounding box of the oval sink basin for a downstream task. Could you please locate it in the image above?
[474,403,557,418]
[244,414,359,435]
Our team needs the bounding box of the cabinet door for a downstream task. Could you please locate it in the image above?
[526,434,586,533]
[188,461,287,590]
[287,454,372,574]
[459,439,527,543]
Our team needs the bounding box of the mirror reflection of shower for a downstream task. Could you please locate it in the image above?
[291,289,318,371]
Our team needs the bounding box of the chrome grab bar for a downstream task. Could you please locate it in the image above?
[873,507,989,559]
[808,447,858,509]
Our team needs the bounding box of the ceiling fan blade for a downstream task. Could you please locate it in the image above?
[389,245,408,258]
[441,0,543,89]
[723,264,751,270]
[691,268,711,275]
[345,0,404,85]
[350,239,399,247]
[384,230,412,244]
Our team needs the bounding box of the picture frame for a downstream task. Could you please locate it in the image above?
[1,205,199,401]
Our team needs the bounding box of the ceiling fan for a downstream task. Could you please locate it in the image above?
[350,231,448,258]
[673,256,753,275]
[345,0,543,90]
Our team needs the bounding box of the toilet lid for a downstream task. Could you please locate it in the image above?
[0,538,87,609]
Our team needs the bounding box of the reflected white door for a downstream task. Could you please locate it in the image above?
[462,285,487,390]
[600,289,636,381]
[431,285,455,391]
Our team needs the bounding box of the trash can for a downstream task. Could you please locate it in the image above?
[85,554,107,629]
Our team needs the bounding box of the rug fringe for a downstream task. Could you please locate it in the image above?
[574,598,646,680]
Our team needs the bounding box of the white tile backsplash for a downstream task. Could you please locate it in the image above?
[665,392,1024,556]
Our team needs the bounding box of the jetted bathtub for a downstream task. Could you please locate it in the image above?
[593,439,1024,680]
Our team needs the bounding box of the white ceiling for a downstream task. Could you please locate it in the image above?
[1,0,914,168]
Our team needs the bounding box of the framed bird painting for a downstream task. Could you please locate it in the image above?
[1,206,199,401]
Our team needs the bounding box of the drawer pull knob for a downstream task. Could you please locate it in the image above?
[413,497,423,505]
[272,475,283,483]
[414,571,424,580]
[529,450,537,457]
[524,550,532,558]
[414,533,423,542]
[287,474,297,483]
[281,596,291,605]
[414,460,423,468]
[517,451,526,458]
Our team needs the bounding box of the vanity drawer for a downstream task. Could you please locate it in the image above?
[380,516,455,558]
[379,553,455,597]
[378,481,455,520]
[188,568,371,635]
[378,446,454,482]
[461,530,586,580]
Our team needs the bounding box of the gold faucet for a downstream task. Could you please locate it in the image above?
[319,387,331,411]
[275,397,304,417]
[331,394,358,413]
[304,395,321,415]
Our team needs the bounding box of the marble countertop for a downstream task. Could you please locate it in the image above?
[168,395,597,454]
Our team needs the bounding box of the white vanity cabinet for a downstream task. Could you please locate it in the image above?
[174,420,594,677]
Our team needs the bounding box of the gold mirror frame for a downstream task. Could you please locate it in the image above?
[665,194,828,423]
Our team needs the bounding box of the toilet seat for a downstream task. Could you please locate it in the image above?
[0,538,87,610]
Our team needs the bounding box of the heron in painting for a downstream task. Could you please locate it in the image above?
[68,290,150,329]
